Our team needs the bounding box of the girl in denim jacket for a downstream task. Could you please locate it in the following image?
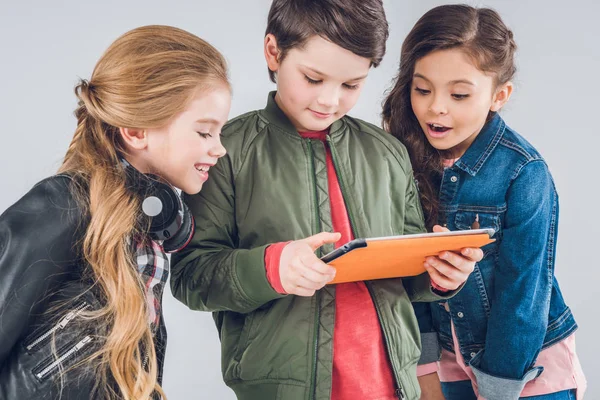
[382,5,586,400]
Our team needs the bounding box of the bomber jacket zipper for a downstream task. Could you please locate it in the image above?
[306,140,322,400]
[26,301,90,352]
[328,137,406,399]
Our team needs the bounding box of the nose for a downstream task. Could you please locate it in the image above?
[428,95,448,115]
[316,85,340,109]
[209,137,227,158]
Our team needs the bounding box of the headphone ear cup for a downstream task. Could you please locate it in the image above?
[141,180,182,242]
[162,201,195,253]
[121,158,193,252]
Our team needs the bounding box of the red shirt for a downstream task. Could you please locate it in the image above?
[265,130,398,400]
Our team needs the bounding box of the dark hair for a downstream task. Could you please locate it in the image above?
[382,4,517,230]
[265,0,389,82]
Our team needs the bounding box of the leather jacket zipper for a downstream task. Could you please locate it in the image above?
[26,301,89,352]
[34,336,93,380]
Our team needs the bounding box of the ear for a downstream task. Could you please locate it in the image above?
[490,81,513,112]
[118,127,148,150]
[264,33,282,74]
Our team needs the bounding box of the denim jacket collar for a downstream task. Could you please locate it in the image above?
[453,113,506,177]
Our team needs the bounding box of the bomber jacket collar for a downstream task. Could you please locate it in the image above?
[453,113,506,177]
[261,91,345,139]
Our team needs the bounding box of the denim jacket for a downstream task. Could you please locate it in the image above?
[415,114,577,400]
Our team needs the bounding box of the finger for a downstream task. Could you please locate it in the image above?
[303,231,342,251]
[460,247,484,262]
[291,286,317,297]
[435,251,476,274]
[296,275,329,291]
[424,263,459,290]
[299,252,337,275]
[298,266,335,286]
[426,257,469,282]
[432,225,450,233]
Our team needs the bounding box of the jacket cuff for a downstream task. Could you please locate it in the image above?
[469,350,543,400]
[409,273,461,302]
[234,245,286,307]
[418,332,441,365]
[265,242,290,294]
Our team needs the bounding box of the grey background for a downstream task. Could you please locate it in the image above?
[1,0,597,398]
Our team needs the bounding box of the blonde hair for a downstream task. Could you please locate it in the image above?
[58,25,229,399]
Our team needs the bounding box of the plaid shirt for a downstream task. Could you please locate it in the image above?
[134,238,169,329]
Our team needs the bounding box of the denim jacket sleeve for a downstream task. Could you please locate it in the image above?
[470,160,556,400]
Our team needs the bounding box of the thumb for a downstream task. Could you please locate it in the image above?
[432,224,449,233]
[303,231,342,251]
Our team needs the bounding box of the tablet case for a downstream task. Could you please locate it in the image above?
[322,229,495,284]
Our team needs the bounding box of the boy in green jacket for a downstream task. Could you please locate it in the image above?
[171,1,482,399]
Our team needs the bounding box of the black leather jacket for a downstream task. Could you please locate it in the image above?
[0,175,167,399]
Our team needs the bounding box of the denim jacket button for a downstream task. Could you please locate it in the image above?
[470,352,476,358]
[450,176,458,183]
[457,312,464,318]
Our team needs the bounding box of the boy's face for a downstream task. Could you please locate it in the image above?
[265,35,371,132]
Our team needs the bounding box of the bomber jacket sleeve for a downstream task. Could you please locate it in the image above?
[469,160,553,400]
[401,171,452,365]
[170,154,286,314]
[0,176,82,365]
[401,173,459,304]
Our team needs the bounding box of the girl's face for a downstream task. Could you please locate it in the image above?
[410,48,512,158]
[130,85,230,195]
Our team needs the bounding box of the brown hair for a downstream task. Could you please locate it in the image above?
[382,4,516,230]
[58,25,229,399]
[265,0,389,82]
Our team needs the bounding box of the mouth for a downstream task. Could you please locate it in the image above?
[426,122,453,138]
[194,163,213,181]
[309,109,333,119]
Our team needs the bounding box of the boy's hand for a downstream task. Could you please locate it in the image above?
[424,225,484,290]
[279,232,340,296]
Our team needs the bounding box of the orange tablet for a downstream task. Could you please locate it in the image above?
[321,228,495,284]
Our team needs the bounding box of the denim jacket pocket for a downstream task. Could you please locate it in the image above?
[454,210,502,258]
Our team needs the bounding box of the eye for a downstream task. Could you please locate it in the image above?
[304,75,322,85]
[197,132,212,138]
[414,87,431,95]
[452,94,470,100]
[343,83,360,90]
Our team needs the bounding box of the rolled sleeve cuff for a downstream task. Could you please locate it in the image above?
[418,332,441,365]
[469,350,543,400]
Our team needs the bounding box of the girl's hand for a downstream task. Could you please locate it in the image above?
[279,232,340,296]
[424,225,484,290]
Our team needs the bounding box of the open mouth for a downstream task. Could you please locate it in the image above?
[428,123,451,133]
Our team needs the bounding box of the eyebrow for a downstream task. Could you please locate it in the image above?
[195,118,221,125]
[413,73,475,86]
[304,66,368,82]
